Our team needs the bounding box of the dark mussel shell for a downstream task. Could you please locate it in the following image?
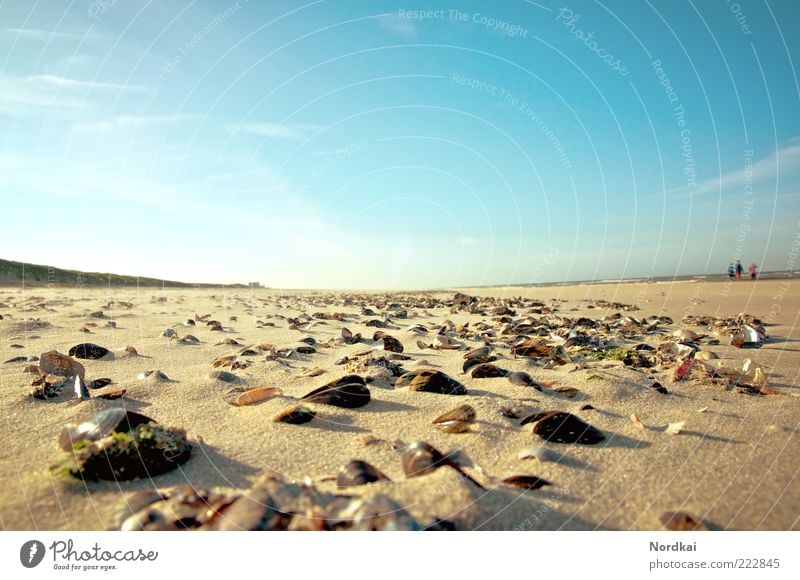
[373,331,404,353]
[68,343,111,360]
[507,371,542,390]
[402,441,451,478]
[87,378,114,390]
[463,346,491,360]
[301,375,370,408]
[296,346,316,354]
[273,405,316,424]
[462,356,497,373]
[396,369,467,395]
[336,459,391,488]
[341,328,362,345]
[502,475,553,490]
[470,363,509,379]
[523,411,605,445]
[511,340,554,357]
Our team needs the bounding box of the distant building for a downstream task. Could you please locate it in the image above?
[249,282,262,288]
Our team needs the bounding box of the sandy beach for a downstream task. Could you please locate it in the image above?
[1,278,798,531]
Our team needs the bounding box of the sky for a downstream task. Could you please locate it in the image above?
[1,0,799,289]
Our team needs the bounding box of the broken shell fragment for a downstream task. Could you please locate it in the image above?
[432,404,476,434]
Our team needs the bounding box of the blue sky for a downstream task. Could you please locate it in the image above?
[1,0,798,288]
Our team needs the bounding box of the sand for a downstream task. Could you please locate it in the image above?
[0,278,798,531]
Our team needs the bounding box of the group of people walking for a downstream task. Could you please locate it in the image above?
[727,260,757,280]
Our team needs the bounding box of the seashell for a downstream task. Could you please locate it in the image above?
[507,371,542,390]
[300,367,325,377]
[659,511,706,531]
[552,386,581,399]
[137,370,170,381]
[225,386,282,406]
[161,329,178,338]
[522,411,605,445]
[208,322,223,332]
[113,491,167,528]
[672,329,700,341]
[336,459,391,488]
[299,337,316,345]
[464,346,491,360]
[95,388,126,400]
[650,381,668,394]
[67,343,112,360]
[214,338,240,346]
[296,345,316,354]
[350,495,421,531]
[416,340,429,350]
[666,420,686,435]
[273,405,316,424]
[432,334,461,350]
[433,405,477,429]
[59,408,155,451]
[630,413,645,430]
[470,363,509,379]
[401,441,484,489]
[694,351,718,361]
[511,339,554,357]
[4,355,37,364]
[341,328,362,345]
[372,331,404,353]
[212,488,283,531]
[500,405,527,419]
[39,350,85,380]
[207,370,242,384]
[501,475,552,490]
[462,355,497,373]
[182,319,196,326]
[178,335,201,344]
[395,369,467,395]
[301,375,370,408]
[334,356,349,365]
[517,447,560,463]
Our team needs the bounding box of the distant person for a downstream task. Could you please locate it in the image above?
[727,263,736,280]
[749,263,757,280]
[735,260,744,281]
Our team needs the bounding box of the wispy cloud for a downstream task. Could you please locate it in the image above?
[377,14,419,38]
[458,236,484,245]
[2,28,84,41]
[0,75,147,117]
[692,142,800,196]
[225,122,321,141]
[72,114,203,133]
[642,141,800,201]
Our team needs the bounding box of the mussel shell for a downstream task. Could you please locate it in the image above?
[273,405,316,424]
[395,369,467,395]
[336,459,391,488]
[207,370,242,384]
[87,378,113,390]
[502,475,552,490]
[225,386,282,406]
[507,371,542,390]
[351,495,421,531]
[434,421,472,433]
[301,382,370,408]
[373,332,404,353]
[433,404,476,425]
[463,346,491,360]
[301,375,370,408]
[462,356,497,373]
[68,343,112,360]
[470,363,509,379]
[212,488,284,531]
[59,409,155,451]
[526,411,605,445]
[296,346,316,354]
[401,441,449,478]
